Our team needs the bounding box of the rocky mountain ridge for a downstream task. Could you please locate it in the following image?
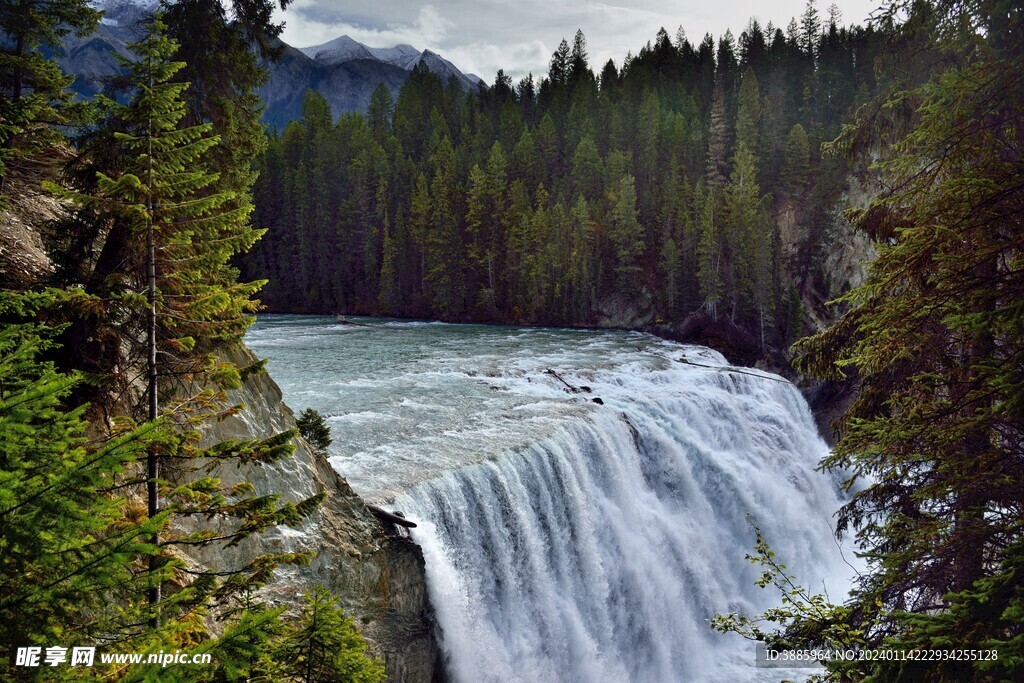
[54,0,481,127]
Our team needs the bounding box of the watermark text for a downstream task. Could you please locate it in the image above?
[755,643,999,668]
[14,646,211,668]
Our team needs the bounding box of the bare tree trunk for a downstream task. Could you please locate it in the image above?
[144,34,160,627]
[760,306,766,352]
[11,0,27,102]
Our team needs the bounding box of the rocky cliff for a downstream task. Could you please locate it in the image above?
[777,172,879,442]
[193,344,442,682]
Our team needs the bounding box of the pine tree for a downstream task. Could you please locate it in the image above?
[739,19,768,74]
[696,187,722,320]
[800,0,821,59]
[724,143,773,342]
[465,141,507,309]
[568,29,592,90]
[49,16,321,631]
[660,236,682,315]
[163,0,283,258]
[636,89,661,210]
[367,82,394,139]
[296,408,332,455]
[424,136,464,318]
[735,68,762,158]
[599,59,619,91]
[706,82,729,188]
[571,134,602,201]
[535,111,561,179]
[279,585,385,683]
[516,73,537,124]
[497,98,525,156]
[782,122,810,196]
[408,171,431,294]
[0,291,165,675]
[549,39,571,88]
[794,0,1024,665]
[525,187,553,318]
[195,601,290,681]
[609,174,645,294]
[719,2,1024,680]
[510,128,542,192]
[716,30,738,97]
[378,216,401,313]
[567,195,594,323]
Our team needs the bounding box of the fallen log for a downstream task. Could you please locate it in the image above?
[335,316,373,327]
[545,368,590,393]
[367,504,418,528]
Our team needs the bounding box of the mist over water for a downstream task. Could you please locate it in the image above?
[247,315,856,682]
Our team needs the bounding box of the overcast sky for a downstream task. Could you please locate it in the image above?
[274,0,883,81]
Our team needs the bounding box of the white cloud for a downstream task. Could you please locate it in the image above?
[410,5,455,45]
[442,40,551,82]
[283,4,453,50]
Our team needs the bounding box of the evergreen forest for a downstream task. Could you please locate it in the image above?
[241,9,883,359]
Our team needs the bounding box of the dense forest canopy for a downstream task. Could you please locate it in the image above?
[240,8,884,360]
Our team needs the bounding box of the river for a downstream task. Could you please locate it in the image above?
[246,315,856,682]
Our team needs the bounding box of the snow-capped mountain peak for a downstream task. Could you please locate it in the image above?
[294,35,481,91]
[367,44,421,69]
[298,35,375,65]
[90,0,156,27]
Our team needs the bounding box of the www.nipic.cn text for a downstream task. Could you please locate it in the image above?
[14,646,212,668]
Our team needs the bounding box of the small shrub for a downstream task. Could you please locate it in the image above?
[296,408,332,454]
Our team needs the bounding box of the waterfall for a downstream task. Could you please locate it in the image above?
[395,357,851,682]
[246,317,854,682]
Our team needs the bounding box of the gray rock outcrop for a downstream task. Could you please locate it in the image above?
[195,344,441,682]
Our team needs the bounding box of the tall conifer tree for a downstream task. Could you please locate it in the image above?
[0,291,165,674]
[696,187,722,321]
[609,174,645,294]
[50,16,320,629]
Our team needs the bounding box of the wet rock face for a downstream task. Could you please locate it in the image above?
[823,174,878,302]
[195,344,440,682]
[594,288,655,329]
[365,535,444,683]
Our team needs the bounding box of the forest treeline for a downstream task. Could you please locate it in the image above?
[242,5,882,353]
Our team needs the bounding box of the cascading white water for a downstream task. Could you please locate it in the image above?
[247,316,856,682]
